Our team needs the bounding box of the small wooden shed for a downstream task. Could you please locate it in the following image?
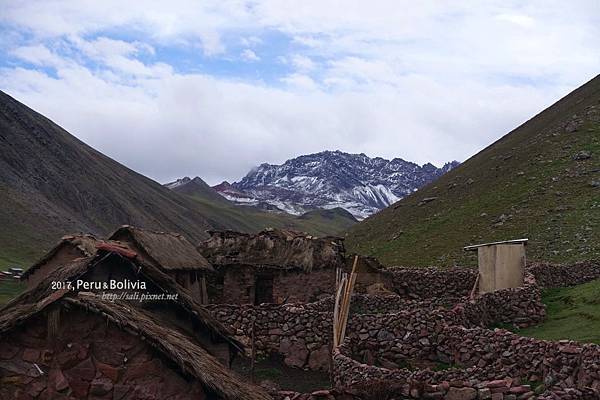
[464,239,528,294]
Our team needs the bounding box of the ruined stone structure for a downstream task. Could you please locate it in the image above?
[205,272,546,372]
[207,260,600,399]
[199,229,346,304]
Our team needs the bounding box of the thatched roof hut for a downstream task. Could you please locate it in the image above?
[109,225,213,272]
[0,291,271,400]
[3,242,243,353]
[199,229,346,272]
[20,234,99,284]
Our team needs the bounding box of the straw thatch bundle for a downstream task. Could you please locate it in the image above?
[109,225,213,271]
[21,234,99,280]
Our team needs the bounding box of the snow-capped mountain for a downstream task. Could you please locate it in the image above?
[215,151,459,219]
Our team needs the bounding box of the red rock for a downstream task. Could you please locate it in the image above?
[486,380,507,388]
[67,377,90,398]
[25,380,46,397]
[307,345,330,371]
[559,345,581,354]
[446,387,477,400]
[96,362,120,382]
[22,349,39,363]
[66,357,96,381]
[509,386,530,394]
[56,350,79,369]
[54,369,69,391]
[89,377,113,396]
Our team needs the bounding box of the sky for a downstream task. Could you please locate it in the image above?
[1,1,599,185]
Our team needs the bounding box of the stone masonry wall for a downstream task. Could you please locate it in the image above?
[334,322,600,399]
[272,269,335,304]
[0,309,208,400]
[528,260,600,288]
[205,278,545,371]
[388,266,478,299]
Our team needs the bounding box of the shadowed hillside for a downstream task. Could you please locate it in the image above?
[0,90,221,268]
[345,75,600,266]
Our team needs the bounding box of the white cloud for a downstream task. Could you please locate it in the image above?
[1,1,599,185]
[290,55,316,72]
[241,48,260,62]
[11,44,67,68]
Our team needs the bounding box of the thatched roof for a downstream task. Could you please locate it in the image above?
[198,229,345,272]
[109,225,213,271]
[0,292,271,400]
[2,245,242,351]
[21,234,99,280]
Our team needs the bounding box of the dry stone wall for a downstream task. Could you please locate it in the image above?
[205,277,546,372]
[528,260,600,288]
[456,274,546,329]
[334,322,600,400]
[387,266,478,299]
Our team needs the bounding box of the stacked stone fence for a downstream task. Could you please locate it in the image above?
[334,321,600,399]
[528,260,600,288]
[386,266,478,299]
[457,273,546,329]
[205,277,545,372]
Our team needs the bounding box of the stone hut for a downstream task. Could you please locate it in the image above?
[198,229,346,304]
[0,291,270,400]
[7,241,243,368]
[109,225,213,303]
[20,234,99,289]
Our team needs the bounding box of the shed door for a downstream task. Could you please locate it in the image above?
[254,274,274,305]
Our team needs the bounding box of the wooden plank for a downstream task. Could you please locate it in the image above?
[464,238,528,251]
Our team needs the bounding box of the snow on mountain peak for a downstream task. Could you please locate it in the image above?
[212,151,458,220]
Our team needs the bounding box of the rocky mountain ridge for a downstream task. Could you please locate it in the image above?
[213,151,459,219]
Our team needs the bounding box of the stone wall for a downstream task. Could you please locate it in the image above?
[205,278,545,372]
[205,302,333,371]
[210,267,335,305]
[0,309,207,400]
[388,266,478,299]
[457,274,546,329]
[273,269,335,304]
[528,260,600,288]
[333,322,600,399]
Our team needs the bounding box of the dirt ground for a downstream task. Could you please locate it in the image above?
[232,353,331,393]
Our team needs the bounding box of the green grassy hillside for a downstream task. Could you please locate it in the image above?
[520,279,600,344]
[178,191,357,238]
[345,75,600,266]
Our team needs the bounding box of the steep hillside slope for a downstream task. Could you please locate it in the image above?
[346,75,600,266]
[215,151,458,219]
[165,177,357,237]
[0,90,217,267]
